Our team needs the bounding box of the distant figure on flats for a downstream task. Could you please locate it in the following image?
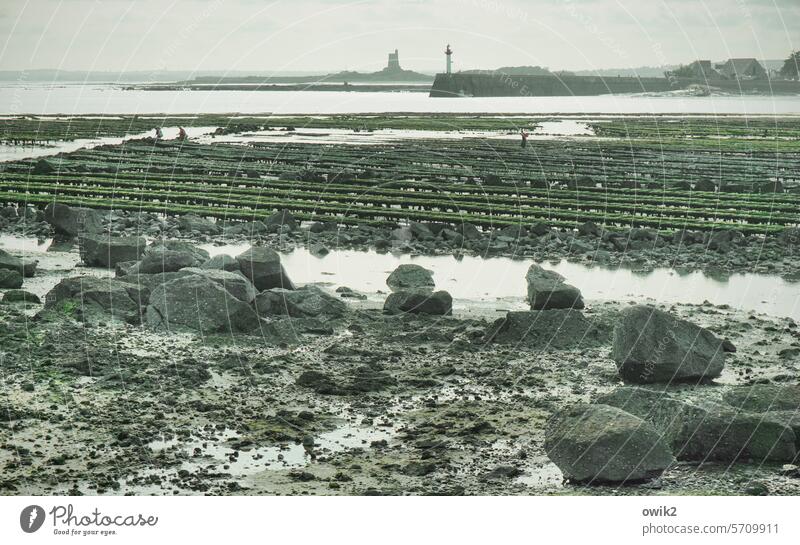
[520,129,529,148]
[154,126,163,139]
[177,127,188,140]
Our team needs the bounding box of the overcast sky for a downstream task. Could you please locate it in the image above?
[0,0,797,73]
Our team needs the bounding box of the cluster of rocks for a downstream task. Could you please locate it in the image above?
[0,246,37,292]
[536,268,798,485]
[485,263,606,349]
[382,264,452,316]
[43,240,342,338]
[545,382,800,485]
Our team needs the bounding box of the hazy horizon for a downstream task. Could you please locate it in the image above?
[0,0,797,75]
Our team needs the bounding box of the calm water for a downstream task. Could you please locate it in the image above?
[1,235,797,320]
[2,83,800,115]
[198,243,800,321]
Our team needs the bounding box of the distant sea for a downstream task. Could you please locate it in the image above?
[1,82,799,115]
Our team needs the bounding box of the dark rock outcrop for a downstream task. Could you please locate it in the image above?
[255,285,347,319]
[0,248,37,277]
[545,403,674,483]
[383,290,452,316]
[235,246,295,291]
[43,276,143,324]
[2,289,41,304]
[200,254,240,272]
[79,235,146,268]
[145,274,260,334]
[598,387,797,463]
[612,305,725,384]
[0,269,23,289]
[386,264,435,292]
[44,203,103,238]
[485,309,610,349]
[525,264,584,310]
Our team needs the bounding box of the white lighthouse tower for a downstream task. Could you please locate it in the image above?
[445,44,453,75]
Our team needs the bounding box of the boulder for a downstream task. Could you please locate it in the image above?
[145,274,260,334]
[147,241,210,263]
[383,290,452,316]
[235,246,295,291]
[484,309,610,349]
[264,209,297,232]
[386,264,435,292]
[707,229,744,252]
[612,305,725,384]
[598,387,797,463]
[255,285,347,319]
[722,384,800,413]
[79,235,146,268]
[577,221,602,237]
[545,404,673,483]
[44,203,103,238]
[0,269,23,289]
[0,248,37,277]
[456,222,483,240]
[177,214,221,235]
[0,206,17,219]
[179,268,257,303]
[409,222,435,240]
[200,254,240,272]
[2,289,41,304]
[134,249,198,274]
[525,264,584,310]
[43,276,143,324]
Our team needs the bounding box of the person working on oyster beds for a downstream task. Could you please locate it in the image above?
[177,127,188,140]
[520,129,529,148]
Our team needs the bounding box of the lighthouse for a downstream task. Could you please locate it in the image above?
[445,44,453,75]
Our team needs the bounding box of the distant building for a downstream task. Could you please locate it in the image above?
[387,49,401,72]
[715,58,767,80]
[685,60,722,79]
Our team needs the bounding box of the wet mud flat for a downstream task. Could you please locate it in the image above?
[1,254,799,495]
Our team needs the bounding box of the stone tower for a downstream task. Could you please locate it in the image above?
[387,49,400,71]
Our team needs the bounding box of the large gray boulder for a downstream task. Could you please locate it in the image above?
[0,248,37,277]
[235,247,294,291]
[597,387,797,463]
[145,274,260,334]
[722,384,800,413]
[43,276,143,324]
[44,203,103,238]
[612,305,725,384]
[179,268,258,303]
[545,403,673,483]
[525,264,584,310]
[79,235,146,268]
[0,269,23,289]
[264,209,297,232]
[255,285,347,319]
[134,248,199,274]
[200,254,240,272]
[383,290,452,316]
[122,268,257,305]
[386,264,435,292]
[177,214,221,235]
[484,309,610,349]
[147,240,210,263]
[2,289,41,304]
